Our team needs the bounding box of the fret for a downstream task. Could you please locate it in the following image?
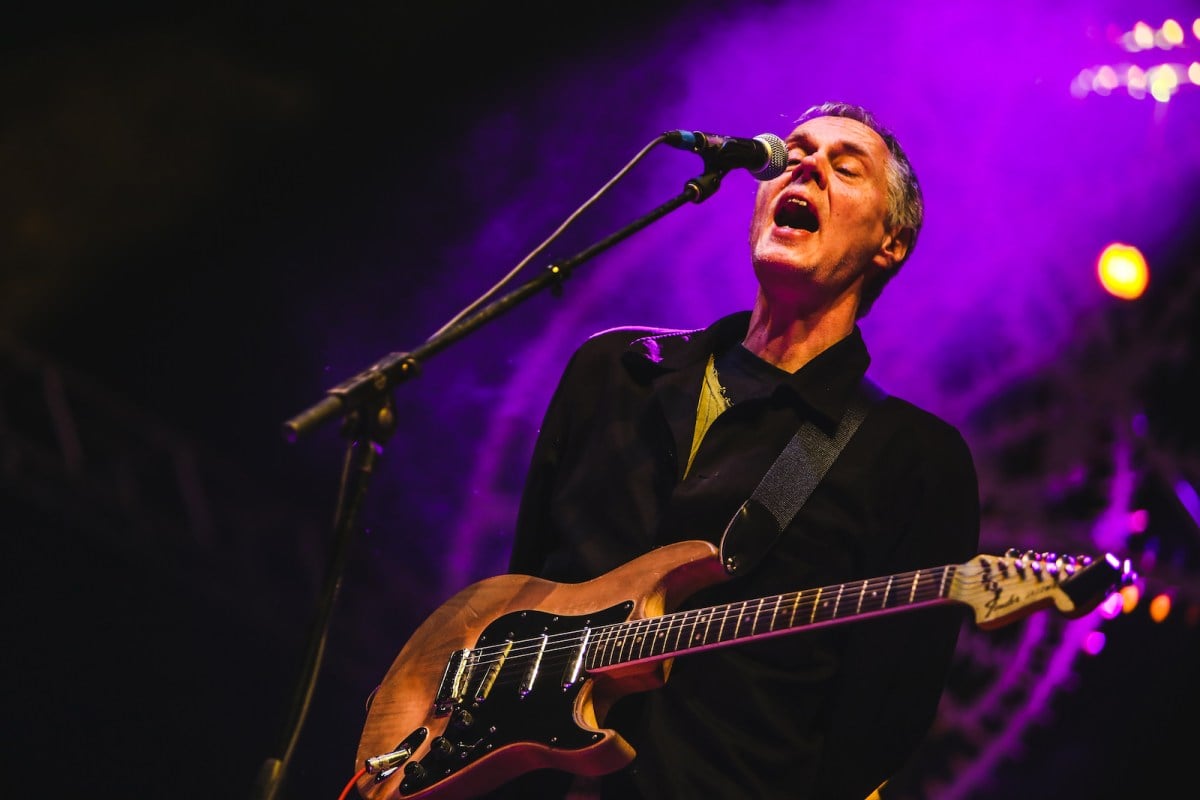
[653,616,667,656]
[750,597,765,636]
[699,608,715,648]
[638,618,655,659]
[592,624,613,669]
[604,623,621,664]
[686,609,700,652]
[672,609,691,652]
[585,562,978,671]
[665,612,680,654]
[647,617,662,658]
[606,623,621,665]
[617,622,633,663]
[637,618,652,658]
[603,625,618,666]
[788,591,803,628]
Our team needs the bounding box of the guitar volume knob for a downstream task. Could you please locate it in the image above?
[430,736,457,758]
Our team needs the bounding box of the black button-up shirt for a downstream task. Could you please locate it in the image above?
[505,310,980,800]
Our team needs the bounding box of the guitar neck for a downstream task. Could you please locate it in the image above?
[585,565,956,670]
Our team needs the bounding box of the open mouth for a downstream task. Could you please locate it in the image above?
[775,197,818,232]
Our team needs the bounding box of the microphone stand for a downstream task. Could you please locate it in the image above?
[251,165,731,800]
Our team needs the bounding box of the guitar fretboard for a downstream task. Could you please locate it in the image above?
[584,565,957,670]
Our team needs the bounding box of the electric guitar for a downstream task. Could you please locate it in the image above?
[354,540,1134,799]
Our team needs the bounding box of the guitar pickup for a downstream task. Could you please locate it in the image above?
[561,627,591,690]
[471,640,512,702]
[519,633,549,698]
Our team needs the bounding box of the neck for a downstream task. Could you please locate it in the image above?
[742,289,859,372]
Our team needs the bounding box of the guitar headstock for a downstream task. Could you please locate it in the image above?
[953,549,1137,630]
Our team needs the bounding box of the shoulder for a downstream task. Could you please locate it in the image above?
[584,324,701,350]
[569,324,705,369]
[866,393,975,463]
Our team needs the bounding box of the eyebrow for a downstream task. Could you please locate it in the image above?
[787,130,874,161]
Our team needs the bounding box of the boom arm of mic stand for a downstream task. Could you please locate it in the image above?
[281,167,727,442]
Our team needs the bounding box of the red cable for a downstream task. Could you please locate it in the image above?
[338,766,368,800]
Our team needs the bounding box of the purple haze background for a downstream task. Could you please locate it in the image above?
[310,0,1200,592]
[280,2,1200,797]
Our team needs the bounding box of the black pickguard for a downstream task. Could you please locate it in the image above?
[396,600,633,795]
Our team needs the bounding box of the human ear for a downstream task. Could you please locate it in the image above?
[874,226,912,270]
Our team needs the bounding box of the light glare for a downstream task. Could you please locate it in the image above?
[1163,19,1184,45]
[1149,64,1180,101]
[1149,592,1172,622]
[1096,243,1149,300]
[1120,583,1140,613]
[1133,21,1155,49]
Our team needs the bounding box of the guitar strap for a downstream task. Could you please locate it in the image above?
[718,376,886,577]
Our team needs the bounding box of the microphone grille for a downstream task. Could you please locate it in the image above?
[751,133,788,180]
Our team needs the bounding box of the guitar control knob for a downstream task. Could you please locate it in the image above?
[451,709,475,730]
[430,736,457,758]
[404,761,427,780]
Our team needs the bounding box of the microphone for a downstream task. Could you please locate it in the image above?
[663,130,788,180]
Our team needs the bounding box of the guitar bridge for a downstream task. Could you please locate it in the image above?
[434,648,473,716]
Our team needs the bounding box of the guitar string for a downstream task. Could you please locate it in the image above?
[438,562,1104,701]
[445,562,1072,676]
[468,580,961,695]
[441,561,1089,690]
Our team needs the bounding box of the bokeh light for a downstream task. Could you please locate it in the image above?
[1082,630,1107,655]
[1120,583,1141,613]
[1149,592,1173,622]
[1100,591,1125,618]
[1097,243,1149,300]
[1163,19,1184,46]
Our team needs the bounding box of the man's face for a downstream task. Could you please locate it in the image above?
[748,115,904,305]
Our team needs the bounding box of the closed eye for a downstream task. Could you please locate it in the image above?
[834,159,862,176]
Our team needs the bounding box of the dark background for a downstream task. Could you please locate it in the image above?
[5,4,1199,800]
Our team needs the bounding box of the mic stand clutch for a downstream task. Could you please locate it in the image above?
[253,164,732,800]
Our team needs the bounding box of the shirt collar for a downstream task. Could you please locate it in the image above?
[624,311,872,426]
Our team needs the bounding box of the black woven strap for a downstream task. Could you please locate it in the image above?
[719,378,884,576]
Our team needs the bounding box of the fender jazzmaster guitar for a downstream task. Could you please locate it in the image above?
[354,540,1133,799]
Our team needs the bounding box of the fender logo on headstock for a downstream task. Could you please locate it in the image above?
[980,577,1058,620]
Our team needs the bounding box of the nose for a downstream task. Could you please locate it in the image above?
[794,154,827,189]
